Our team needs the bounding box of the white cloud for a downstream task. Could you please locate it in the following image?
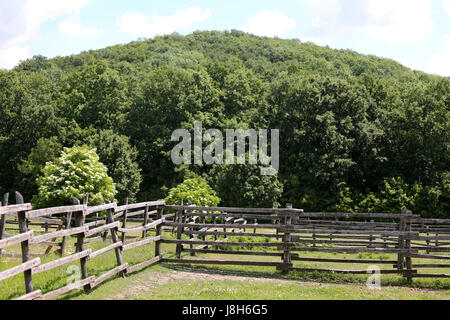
[243,10,296,38]
[298,0,342,27]
[365,0,433,42]
[443,1,450,16]
[117,7,211,37]
[0,0,93,69]
[425,34,450,76]
[59,19,103,37]
[0,46,31,70]
[297,0,433,44]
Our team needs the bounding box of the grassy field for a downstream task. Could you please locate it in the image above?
[1,222,449,300]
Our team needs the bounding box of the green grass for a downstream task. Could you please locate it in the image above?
[1,224,450,300]
[61,262,450,300]
[135,279,449,300]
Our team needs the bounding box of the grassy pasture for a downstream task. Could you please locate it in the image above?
[1,222,449,300]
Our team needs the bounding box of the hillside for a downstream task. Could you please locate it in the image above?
[0,30,448,217]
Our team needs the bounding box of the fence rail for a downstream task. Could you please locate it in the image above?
[0,193,449,300]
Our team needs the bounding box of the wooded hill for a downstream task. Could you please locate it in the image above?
[0,30,448,217]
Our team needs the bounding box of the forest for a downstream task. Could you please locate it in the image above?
[0,30,448,217]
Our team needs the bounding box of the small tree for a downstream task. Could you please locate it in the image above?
[87,130,142,203]
[33,146,117,208]
[165,177,220,207]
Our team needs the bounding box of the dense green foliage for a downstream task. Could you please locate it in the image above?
[165,177,220,207]
[0,30,448,216]
[32,146,117,208]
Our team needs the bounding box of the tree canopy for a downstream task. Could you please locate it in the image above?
[0,30,448,216]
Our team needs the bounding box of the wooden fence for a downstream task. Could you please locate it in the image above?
[1,193,449,300]
[159,203,449,283]
[0,192,165,300]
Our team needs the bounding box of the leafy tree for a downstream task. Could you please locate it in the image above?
[17,137,62,198]
[0,31,447,217]
[33,146,117,208]
[87,130,142,203]
[207,164,284,208]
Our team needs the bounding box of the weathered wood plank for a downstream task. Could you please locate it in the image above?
[412,273,450,278]
[161,258,284,267]
[127,255,163,273]
[408,253,450,260]
[291,257,398,264]
[83,236,103,244]
[29,226,88,244]
[289,228,418,237]
[411,264,450,268]
[122,236,162,251]
[28,217,64,226]
[89,264,129,289]
[87,242,123,260]
[0,230,33,249]
[84,220,107,228]
[184,230,280,238]
[162,239,283,247]
[184,212,280,221]
[32,249,92,274]
[300,212,419,219]
[0,204,32,216]
[85,222,120,237]
[115,200,165,212]
[85,203,117,215]
[38,276,95,300]
[163,221,282,230]
[183,249,288,257]
[289,267,412,274]
[25,205,86,219]
[14,290,42,300]
[0,258,41,281]
[118,219,164,234]
[292,247,415,253]
[164,205,299,215]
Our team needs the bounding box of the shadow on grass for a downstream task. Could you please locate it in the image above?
[159,263,450,291]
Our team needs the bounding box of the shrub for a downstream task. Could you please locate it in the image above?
[165,176,220,207]
[33,146,117,208]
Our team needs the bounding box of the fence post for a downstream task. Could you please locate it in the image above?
[59,209,73,256]
[155,204,163,257]
[0,193,9,256]
[280,203,293,273]
[73,196,90,292]
[120,197,128,245]
[176,199,184,259]
[186,201,196,257]
[142,205,149,239]
[16,191,33,293]
[106,200,126,277]
[397,212,406,273]
[404,210,413,282]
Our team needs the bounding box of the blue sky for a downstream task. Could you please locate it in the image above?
[1,0,449,76]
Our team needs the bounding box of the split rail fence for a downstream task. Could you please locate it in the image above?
[1,193,449,300]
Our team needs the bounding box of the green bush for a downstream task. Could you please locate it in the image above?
[32,146,117,208]
[165,176,220,207]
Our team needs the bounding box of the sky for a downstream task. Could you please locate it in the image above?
[0,0,449,76]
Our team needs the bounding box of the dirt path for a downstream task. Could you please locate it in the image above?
[107,268,443,300]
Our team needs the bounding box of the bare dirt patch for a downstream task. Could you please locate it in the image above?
[107,269,325,300]
[107,266,449,300]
